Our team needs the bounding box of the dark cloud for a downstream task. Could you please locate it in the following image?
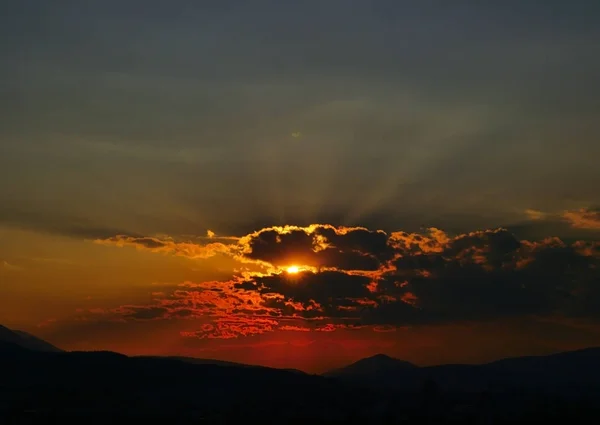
[240,225,393,271]
[242,270,373,317]
[369,233,597,326]
[87,224,600,338]
[127,237,168,249]
[243,228,315,264]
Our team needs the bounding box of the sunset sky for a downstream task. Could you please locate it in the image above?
[1,1,599,373]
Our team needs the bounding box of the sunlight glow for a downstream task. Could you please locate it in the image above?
[286,265,300,274]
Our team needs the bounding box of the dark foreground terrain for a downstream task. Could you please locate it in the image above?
[1,333,600,424]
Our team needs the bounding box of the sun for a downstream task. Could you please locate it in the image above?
[286,265,300,274]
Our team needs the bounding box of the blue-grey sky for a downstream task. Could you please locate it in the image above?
[1,1,599,237]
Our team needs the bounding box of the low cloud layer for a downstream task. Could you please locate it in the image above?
[88,223,600,339]
[526,207,600,231]
[562,208,600,230]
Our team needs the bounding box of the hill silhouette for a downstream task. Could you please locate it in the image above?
[0,341,380,423]
[326,348,600,394]
[139,355,307,375]
[325,353,417,379]
[2,326,600,423]
[0,325,62,352]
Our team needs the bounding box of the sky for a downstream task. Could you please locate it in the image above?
[0,1,599,373]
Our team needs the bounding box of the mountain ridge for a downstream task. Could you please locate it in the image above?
[0,324,62,352]
[325,353,417,378]
[3,323,600,382]
[326,347,600,393]
[3,329,600,421]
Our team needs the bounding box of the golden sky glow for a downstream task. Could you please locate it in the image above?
[1,1,599,373]
[2,217,599,372]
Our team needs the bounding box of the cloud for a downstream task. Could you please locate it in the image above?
[237,224,393,271]
[94,235,236,259]
[525,209,548,221]
[279,325,311,332]
[522,207,600,231]
[86,223,599,339]
[180,317,279,339]
[562,208,600,230]
[95,224,398,275]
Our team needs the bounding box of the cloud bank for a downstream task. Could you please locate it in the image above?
[89,223,599,339]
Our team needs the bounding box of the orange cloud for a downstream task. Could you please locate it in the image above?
[562,208,600,230]
[181,317,279,339]
[279,325,311,332]
[389,228,450,253]
[401,292,419,307]
[315,324,337,332]
[524,209,548,220]
[523,207,600,231]
[94,235,236,259]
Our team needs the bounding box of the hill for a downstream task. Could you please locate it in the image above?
[138,355,306,375]
[0,325,62,352]
[3,329,600,423]
[326,348,600,395]
[0,341,379,423]
[325,353,417,379]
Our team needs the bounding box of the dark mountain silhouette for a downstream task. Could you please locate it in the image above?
[326,348,600,395]
[139,355,306,375]
[325,353,417,379]
[139,355,264,368]
[0,341,381,423]
[2,330,600,423]
[0,326,301,373]
[0,325,62,352]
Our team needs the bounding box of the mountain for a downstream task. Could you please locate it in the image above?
[325,353,417,379]
[487,346,600,372]
[3,342,600,423]
[482,347,600,389]
[138,355,256,368]
[0,341,379,423]
[325,348,600,394]
[139,355,307,375]
[0,325,62,352]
